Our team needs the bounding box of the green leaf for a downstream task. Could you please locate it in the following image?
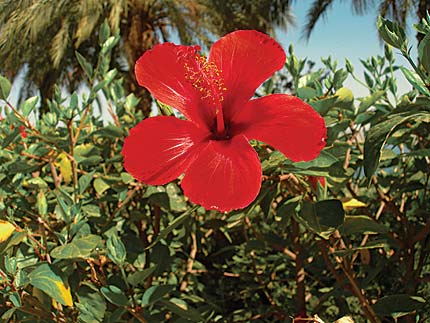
[405,149,430,157]
[400,66,430,96]
[364,109,430,178]
[310,96,338,115]
[332,69,348,89]
[125,93,140,110]
[372,294,425,317]
[345,58,354,73]
[339,216,389,235]
[36,191,48,216]
[78,171,95,195]
[127,267,157,286]
[159,299,204,322]
[1,308,16,321]
[377,16,407,49]
[293,150,338,169]
[297,87,317,100]
[101,36,119,54]
[94,178,110,195]
[92,124,123,138]
[80,155,103,166]
[141,285,175,306]
[2,127,21,148]
[76,291,106,323]
[50,234,102,259]
[69,92,78,110]
[120,172,134,184]
[358,90,385,114]
[9,292,21,307]
[75,51,93,80]
[418,30,430,72]
[106,234,126,265]
[314,200,345,228]
[20,96,38,117]
[0,75,11,100]
[334,240,387,256]
[98,20,110,46]
[28,263,73,307]
[100,285,129,306]
[299,200,345,237]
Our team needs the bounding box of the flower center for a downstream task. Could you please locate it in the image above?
[179,46,228,138]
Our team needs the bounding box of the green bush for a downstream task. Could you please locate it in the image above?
[1,17,430,323]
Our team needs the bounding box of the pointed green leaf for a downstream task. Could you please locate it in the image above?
[37,191,48,216]
[2,127,21,148]
[377,16,407,49]
[100,285,129,306]
[75,51,93,80]
[418,30,430,72]
[141,285,175,306]
[299,200,345,238]
[159,299,204,322]
[106,234,126,265]
[372,294,425,317]
[78,171,95,195]
[400,67,430,96]
[339,216,389,235]
[127,267,157,286]
[98,20,110,46]
[76,291,106,323]
[358,90,385,113]
[20,96,38,117]
[0,75,11,100]
[364,109,430,178]
[293,150,338,169]
[50,234,102,259]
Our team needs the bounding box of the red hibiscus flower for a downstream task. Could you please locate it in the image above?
[122,30,326,212]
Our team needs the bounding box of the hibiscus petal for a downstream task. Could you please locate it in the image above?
[181,135,262,212]
[122,116,209,185]
[208,30,286,120]
[135,43,213,128]
[234,94,327,162]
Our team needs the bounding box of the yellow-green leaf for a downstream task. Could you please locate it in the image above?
[29,264,73,307]
[93,177,110,195]
[0,220,15,243]
[342,198,367,210]
[55,153,72,184]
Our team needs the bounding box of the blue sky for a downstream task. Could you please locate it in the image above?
[276,1,418,96]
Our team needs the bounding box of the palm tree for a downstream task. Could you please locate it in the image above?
[301,0,430,41]
[0,0,294,112]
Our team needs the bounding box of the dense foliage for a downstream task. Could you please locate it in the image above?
[1,16,430,323]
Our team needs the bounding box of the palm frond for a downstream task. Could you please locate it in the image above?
[75,0,103,48]
[303,0,335,41]
[51,19,70,68]
[351,0,374,15]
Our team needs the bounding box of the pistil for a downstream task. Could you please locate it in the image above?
[216,106,225,135]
